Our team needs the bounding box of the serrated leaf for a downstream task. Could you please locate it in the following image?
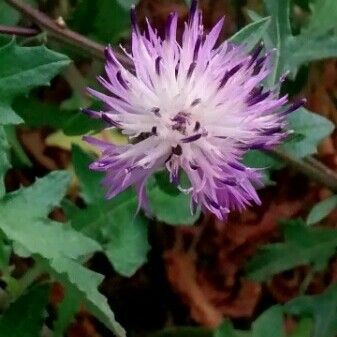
[286,35,337,75]
[246,219,337,281]
[68,146,150,277]
[0,126,10,198]
[285,283,337,337]
[304,0,337,36]
[0,172,123,335]
[229,16,271,51]
[306,195,337,226]
[0,40,70,125]
[0,171,100,260]
[283,108,335,158]
[0,285,49,337]
[47,257,125,337]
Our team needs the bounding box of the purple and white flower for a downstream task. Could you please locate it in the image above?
[83,0,302,220]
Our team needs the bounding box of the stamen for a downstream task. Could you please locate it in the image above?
[248,41,264,68]
[282,98,306,115]
[181,133,202,143]
[228,162,245,171]
[193,35,203,61]
[189,0,198,23]
[247,90,270,106]
[130,5,138,32]
[221,178,237,186]
[190,163,199,170]
[172,145,183,156]
[81,108,101,119]
[194,121,201,131]
[155,57,162,75]
[187,62,197,78]
[151,107,161,117]
[151,126,158,135]
[219,63,243,88]
[166,12,175,39]
[101,113,121,127]
[116,71,128,89]
[205,196,220,209]
[191,98,201,107]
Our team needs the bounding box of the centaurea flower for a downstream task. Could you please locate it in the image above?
[83,1,302,220]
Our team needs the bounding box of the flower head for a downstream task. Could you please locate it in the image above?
[83,0,301,220]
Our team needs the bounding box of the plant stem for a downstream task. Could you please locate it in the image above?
[4,0,131,65]
[0,24,39,36]
[271,149,337,193]
[5,0,337,194]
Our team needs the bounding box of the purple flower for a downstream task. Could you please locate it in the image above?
[84,0,301,220]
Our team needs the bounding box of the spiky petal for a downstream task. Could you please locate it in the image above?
[84,2,301,220]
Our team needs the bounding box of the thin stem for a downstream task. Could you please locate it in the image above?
[4,0,131,65]
[0,24,39,36]
[4,0,337,194]
[271,149,337,193]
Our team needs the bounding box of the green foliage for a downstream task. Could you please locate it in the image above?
[0,171,124,336]
[0,40,70,125]
[229,17,271,51]
[261,0,337,79]
[285,283,337,337]
[53,285,82,337]
[47,257,125,337]
[306,195,337,225]
[148,172,200,226]
[0,126,10,198]
[70,0,138,44]
[0,285,49,337]
[66,145,150,277]
[246,219,337,281]
[14,97,104,136]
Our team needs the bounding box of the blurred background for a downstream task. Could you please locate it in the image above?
[1,0,337,337]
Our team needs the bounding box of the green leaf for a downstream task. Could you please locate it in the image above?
[0,2,20,25]
[286,35,337,75]
[306,195,337,226]
[68,146,150,277]
[14,97,104,136]
[289,318,313,337]
[252,305,285,337]
[229,16,271,51]
[0,171,100,260]
[53,285,82,337]
[47,257,125,337]
[0,40,70,125]
[0,285,49,337]
[283,108,335,158]
[246,219,337,281]
[304,0,337,36]
[0,171,123,336]
[148,172,200,226]
[4,125,31,167]
[71,0,131,44]
[149,327,212,337]
[285,283,337,337]
[263,0,291,83]
[0,126,10,198]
